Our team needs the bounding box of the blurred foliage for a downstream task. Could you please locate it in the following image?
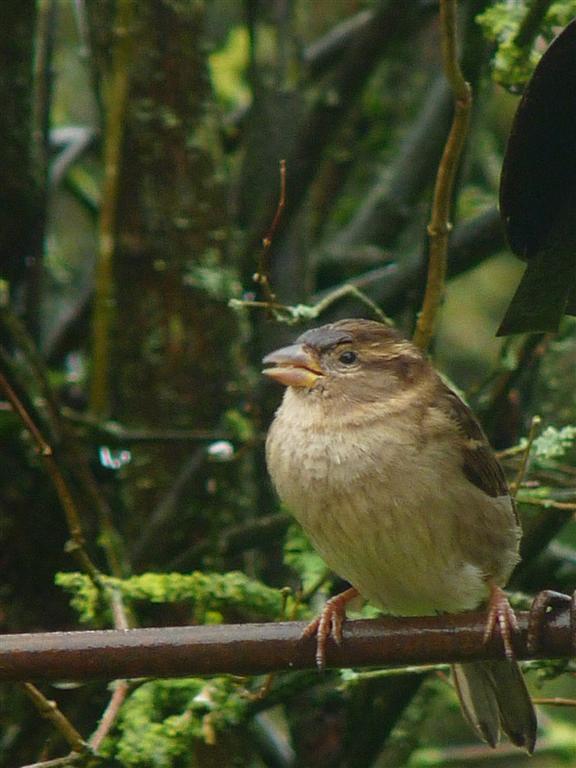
[478,0,576,89]
[56,570,297,626]
[99,678,250,768]
[531,424,576,462]
[1,1,576,767]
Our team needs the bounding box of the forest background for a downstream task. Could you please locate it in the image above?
[2,1,576,766]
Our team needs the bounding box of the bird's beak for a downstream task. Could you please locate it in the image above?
[262,344,324,388]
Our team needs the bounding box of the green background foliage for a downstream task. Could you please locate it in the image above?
[1,1,576,767]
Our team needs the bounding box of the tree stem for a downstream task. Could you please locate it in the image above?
[89,0,134,417]
[413,0,472,350]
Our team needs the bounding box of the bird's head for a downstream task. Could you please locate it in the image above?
[263,319,426,403]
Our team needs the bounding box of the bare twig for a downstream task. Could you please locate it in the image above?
[18,754,83,768]
[22,683,89,756]
[532,697,576,707]
[0,607,572,682]
[253,159,286,306]
[518,497,576,512]
[231,282,388,325]
[510,415,541,496]
[0,369,98,578]
[413,0,472,350]
[89,679,131,751]
[90,0,134,417]
[1,306,129,579]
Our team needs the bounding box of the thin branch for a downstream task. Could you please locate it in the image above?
[532,697,576,707]
[89,679,131,751]
[518,497,576,512]
[1,306,130,579]
[22,683,88,756]
[0,607,572,682]
[253,158,286,306]
[1,306,65,441]
[89,0,135,417]
[231,282,388,326]
[413,0,472,350]
[18,754,83,768]
[0,369,96,577]
[510,415,541,496]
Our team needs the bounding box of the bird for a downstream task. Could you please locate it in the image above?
[263,318,537,752]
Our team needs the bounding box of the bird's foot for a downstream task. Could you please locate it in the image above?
[302,587,359,669]
[483,582,519,661]
[527,589,576,654]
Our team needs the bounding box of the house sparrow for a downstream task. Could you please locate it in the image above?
[263,319,536,752]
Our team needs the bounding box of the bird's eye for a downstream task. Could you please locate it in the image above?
[338,350,357,365]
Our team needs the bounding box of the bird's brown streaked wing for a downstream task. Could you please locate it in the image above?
[437,386,509,499]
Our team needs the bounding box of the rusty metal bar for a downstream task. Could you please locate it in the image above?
[0,609,571,682]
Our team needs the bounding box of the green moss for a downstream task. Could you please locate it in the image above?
[99,677,249,767]
[54,571,104,624]
[56,570,288,624]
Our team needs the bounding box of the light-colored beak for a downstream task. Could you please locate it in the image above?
[262,343,323,388]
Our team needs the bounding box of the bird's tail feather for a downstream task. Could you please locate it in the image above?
[452,660,537,753]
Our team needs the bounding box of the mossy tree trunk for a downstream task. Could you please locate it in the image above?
[87,1,246,570]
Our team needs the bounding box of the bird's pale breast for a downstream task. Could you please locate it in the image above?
[266,388,519,616]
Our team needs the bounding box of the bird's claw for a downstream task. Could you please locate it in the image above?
[301,587,358,669]
[527,589,576,655]
[483,583,519,661]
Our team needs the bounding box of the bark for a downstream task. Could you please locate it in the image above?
[87,1,243,564]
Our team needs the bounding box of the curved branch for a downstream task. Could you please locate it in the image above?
[0,608,571,682]
[413,0,472,349]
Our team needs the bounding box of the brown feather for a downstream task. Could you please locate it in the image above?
[437,386,509,499]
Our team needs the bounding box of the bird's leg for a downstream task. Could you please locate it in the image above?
[483,580,519,661]
[527,589,576,654]
[302,587,359,669]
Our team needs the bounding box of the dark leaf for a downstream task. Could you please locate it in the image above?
[498,19,576,335]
